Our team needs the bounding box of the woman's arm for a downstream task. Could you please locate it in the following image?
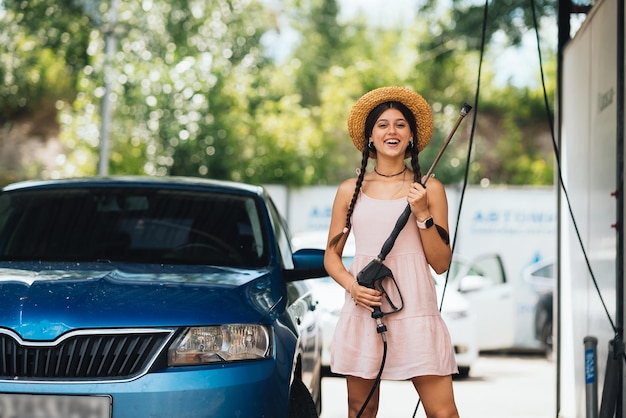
[407,177,452,274]
[324,179,357,291]
[324,179,382,311]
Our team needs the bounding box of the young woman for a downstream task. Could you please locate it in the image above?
[324,86,460,418]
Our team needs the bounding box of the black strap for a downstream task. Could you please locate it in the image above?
[377,204,450,261]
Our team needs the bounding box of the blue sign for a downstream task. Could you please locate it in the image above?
[585,349,595,384]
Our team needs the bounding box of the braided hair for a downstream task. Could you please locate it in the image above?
[329,101,424,249]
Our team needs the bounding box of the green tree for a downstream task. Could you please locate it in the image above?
[426,0,557,50]
[0,0,556,187]
[0,0,90,119]
[56,0,277,179]
[281,0,345,106]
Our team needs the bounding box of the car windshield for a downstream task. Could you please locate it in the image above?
[0,187,269,267]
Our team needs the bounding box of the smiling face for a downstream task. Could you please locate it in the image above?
[369,108,414,157]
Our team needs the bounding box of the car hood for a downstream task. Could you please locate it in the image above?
[0,264,281,341]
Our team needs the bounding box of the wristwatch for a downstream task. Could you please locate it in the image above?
[416,216,434,230]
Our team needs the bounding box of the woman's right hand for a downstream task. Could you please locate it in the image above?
[349,280,383,312]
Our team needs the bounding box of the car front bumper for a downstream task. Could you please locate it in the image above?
[0,359,289,418]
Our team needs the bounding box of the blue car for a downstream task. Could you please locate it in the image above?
[0,176,326,418]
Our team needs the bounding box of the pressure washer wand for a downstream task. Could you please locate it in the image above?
[423,103,472,182]
[376,103,472,260]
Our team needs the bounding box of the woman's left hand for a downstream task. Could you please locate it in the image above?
[407,182,429,219]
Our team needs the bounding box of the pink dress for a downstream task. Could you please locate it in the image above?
[330,193,458,379]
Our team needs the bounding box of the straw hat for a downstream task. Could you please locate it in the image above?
[347,86,434,157]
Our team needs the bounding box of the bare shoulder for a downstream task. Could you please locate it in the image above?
[424,176,447,198]
[336,178,358,200]
[330,178,357,213]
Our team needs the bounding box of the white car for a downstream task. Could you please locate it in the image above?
[293,231,478,377]
[443,253,516,351]
[522,258,555,357]
[432,270,478,377]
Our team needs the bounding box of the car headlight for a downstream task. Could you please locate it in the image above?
[168,325,273,366]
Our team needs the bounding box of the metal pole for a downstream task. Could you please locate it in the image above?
[614,0,625,415]
[556,0,571,413]
[598,4,626,414]
[98,0,119,176]
[599,340,621,418]
[584,336,599,418]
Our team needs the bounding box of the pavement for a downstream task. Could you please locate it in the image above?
[320,353,556,418]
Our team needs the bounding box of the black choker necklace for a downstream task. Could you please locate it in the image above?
[374,167,407,177]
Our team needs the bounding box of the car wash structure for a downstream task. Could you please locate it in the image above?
[557,0,625,416]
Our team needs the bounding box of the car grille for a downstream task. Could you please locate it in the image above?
[0,329,175,382]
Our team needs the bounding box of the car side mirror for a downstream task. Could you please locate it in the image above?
[285,248,327,282]
[458,275,491,293]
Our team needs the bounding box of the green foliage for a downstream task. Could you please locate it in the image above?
[0,0,557,187]
[0,0,90,119]
[436,0,556,49]
[282,0,345,105]
[57,0,277,179]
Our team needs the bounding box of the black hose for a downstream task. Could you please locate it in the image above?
[356,334,387,418]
